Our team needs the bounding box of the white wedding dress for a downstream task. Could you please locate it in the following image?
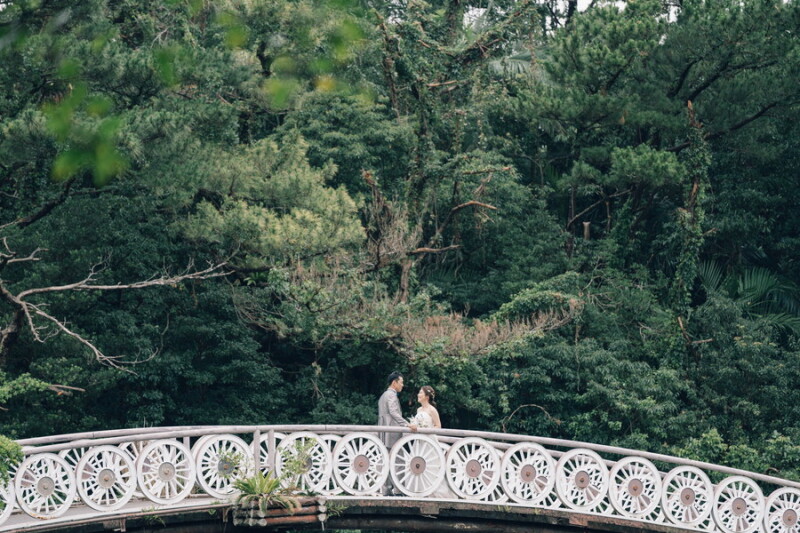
[410,408,456,499]
[410,409,435,430]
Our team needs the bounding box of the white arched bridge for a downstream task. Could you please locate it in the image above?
[1,425,799,533]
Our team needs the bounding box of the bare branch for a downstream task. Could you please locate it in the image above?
[18,261,229,299]
[450,200,498,213]
[0,242,230,367]
[30,304,119,365]
[47,383,85,395]
[0,240,46,272]
[408,245,461,256]
[7,248,45,265]
[566,189,630,230]
[30,304,136,371]
[425,199,497,252]
[501,404,561,433]
[426,80,460,88]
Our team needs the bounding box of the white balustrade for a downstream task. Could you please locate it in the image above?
[3,424,800,533]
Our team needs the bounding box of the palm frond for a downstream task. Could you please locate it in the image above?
[752,313,800,336]
[738,267,780,307]
[776,291,800,316]
[698,260,725,293]
[488,55,533,76]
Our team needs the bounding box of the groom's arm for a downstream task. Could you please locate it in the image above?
[387,394,406,425]
[388,395,418,431]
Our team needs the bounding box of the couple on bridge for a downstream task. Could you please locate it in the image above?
[377,371,450,497]
[377,371,441,443]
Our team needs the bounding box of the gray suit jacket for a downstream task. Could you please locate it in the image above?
[377,388,406,449]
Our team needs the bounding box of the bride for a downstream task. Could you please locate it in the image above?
[408,386,455,499]
[410,386,441,429]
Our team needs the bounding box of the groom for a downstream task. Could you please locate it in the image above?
[377,371,416,495]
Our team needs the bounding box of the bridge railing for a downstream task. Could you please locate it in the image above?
[2,425,799,533]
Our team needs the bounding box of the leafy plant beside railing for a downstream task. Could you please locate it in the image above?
[231,439,316,514]
[232,471,302,514]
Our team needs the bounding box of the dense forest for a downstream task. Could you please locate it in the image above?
[2,0,800,480]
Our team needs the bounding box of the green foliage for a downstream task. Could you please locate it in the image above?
[0,435,23,485]
[178,135,364,269]
[0,372,50,406]
[673,429,800,482]
[276,92,414,196]
[494,272,582,321]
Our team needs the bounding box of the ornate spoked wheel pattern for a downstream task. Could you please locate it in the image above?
[608,456,662,518]
[322,434,343,495]
[332,432,389,496]
[445,437,500,500]
[14,453,76,519]
[75,445,137,511]
[190,435,219,464]
[258,432,286,474]
[118,440,149,463]
[58,447,89,470]
[118,440,149,499]
[135,440,196,505]
[479,482,509,503]
[555,448,609,511]
[764,488,800,533]
[713,475,765,533]
[195,435,253,499]
[500,443,555,505]
[275,432,332,493]
[662,465,714,526]
[390,434,445,497]
[0,480,16,525]
[58,447,89,502]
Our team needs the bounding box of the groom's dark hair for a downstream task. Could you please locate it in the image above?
[387,371,403,385]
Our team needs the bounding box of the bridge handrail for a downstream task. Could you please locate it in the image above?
[15,424,800,490]
[7,424,800,533]
[14,425,217,446]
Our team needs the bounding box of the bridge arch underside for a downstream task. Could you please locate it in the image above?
[322,498,695,533]
[8,499,699,533]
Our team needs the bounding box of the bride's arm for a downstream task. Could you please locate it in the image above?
[431,407,442,429]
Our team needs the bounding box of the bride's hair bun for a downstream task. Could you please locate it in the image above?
[422,385,437,406]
